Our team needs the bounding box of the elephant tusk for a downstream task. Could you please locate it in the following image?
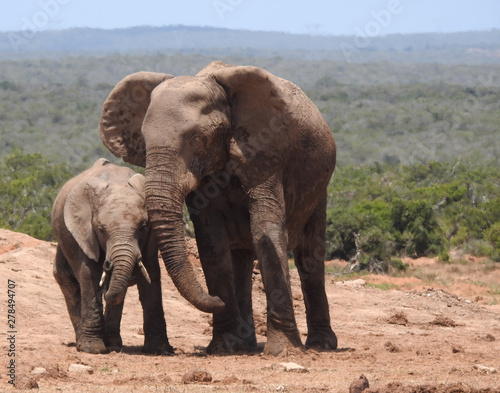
[99,271,107,287]
[138,260,151,284]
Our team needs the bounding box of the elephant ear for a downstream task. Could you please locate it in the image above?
[127,173,146,193]
[64,177,108,262]
[207,63,298,188]
[99,72,174,167]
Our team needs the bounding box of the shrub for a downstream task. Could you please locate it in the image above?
[484,223,500,262]
[390,199,444,256]
[390,258,409,271]
[438,250,450,262]
[0,149,74,241]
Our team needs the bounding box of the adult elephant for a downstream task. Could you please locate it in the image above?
[99,61,337,355]
[52,158,172,355]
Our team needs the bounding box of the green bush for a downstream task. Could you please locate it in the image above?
[463,239,494,258]
[325,160,498,270]
[0,149,75,241]
[325,207,360,260]
[438,250,450,262]
[484,223,500,261]
[390,258,409,272]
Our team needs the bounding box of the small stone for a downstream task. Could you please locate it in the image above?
[349,374,370,393]
[474,364,497,374]
[182,369,212,384]
[279,362,309,373]
[68,364,94,374]
[31,367,47,376]
[341,279,366,288]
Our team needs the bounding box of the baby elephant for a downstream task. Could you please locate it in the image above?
[52,158,172,354]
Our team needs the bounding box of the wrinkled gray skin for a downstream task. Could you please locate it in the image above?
[99,61,337,355]
[52,158,172,355]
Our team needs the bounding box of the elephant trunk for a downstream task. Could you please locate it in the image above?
[145,150,224,313]
[104,237,137,305]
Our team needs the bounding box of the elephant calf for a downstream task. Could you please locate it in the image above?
[52,158,172,354]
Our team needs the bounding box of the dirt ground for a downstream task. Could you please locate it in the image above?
[1,228,499,392]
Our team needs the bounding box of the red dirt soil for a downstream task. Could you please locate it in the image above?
[0,229,499,392]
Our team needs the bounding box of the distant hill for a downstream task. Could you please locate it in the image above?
[1,25,500,63]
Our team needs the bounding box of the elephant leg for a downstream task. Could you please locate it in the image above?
[248,178,302,356]
[104,301,124,352]
[53,246,82,341]
[188,197,247,354]
[232,249,257,351]
[136,246,173,355]
[76,260,108,354]
[294,197,337,351]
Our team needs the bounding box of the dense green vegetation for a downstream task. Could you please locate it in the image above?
[326,161,500,267]
[0,33,499,265]
[0,149,73,240]
[1,54,499,167]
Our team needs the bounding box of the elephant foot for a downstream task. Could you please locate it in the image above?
[77,338,109,354]
[104,333,123,353]
[143,339,175,355]
[305,327,338,351]
[264,328,303,356]
[206,332,257,354]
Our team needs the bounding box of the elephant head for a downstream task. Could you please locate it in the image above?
[64,171,150,305]
[99,62,320,313]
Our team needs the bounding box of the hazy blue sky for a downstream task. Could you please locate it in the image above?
[1,0,499,36]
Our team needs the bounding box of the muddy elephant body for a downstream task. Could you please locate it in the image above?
[51,158,172,354]
[99,61,337,355]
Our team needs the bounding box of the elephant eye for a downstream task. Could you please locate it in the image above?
[98,226,105,235]
[189,133,203,148]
